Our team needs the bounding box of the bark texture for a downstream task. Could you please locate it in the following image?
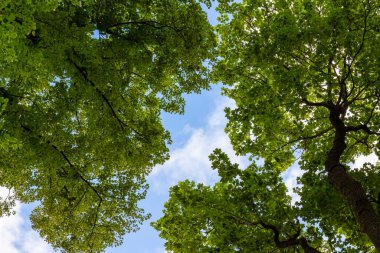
[325,104,380,250]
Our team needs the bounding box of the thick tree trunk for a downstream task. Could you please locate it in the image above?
[327,164,380,249]
[325,106,380,250]
[299,238,321,253]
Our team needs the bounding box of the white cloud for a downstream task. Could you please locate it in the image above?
[352,153,378,169]
[150,97,248,192]
[19,228,53,253]
[282,164,304,204]
[0,188,53,253]
[150,94,305,203]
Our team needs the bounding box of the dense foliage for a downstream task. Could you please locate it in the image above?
[154,0,380,252]
[0,0,214,251]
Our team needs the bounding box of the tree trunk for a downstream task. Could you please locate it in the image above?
[325,106,380,250]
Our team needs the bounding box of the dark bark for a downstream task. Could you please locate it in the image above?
[259,222,321,253]
[325,104,380,250]
[299,238,321,253]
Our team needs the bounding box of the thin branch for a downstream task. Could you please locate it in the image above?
[21,124,104,246]
[106,20,183,33]
[338,1,370,108]
[71,189,88,212]
[243,220,321,253]
[287,51,328,76]
[345,134,372,155]
[277,127,333,152]
[70,59,124,128]
[131,72,148,81]
[346,72,357,100]
[346,82,370,106]
[364,94,380,125]
[345,124,380,136]
[20,124,103,196]
[88,197,103,247]
[337,55,349,107]
[343,2,370,84]
[218,208,320,252]
[331,60,342,85]
[67,56,145,138]
[327,57,333,100]
[301,98,331,109]
[299,127,334,141]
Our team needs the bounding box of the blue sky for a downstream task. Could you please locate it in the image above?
[0,3,310,253]
[0,5,233,253]
[0,3,378,252]
[0,84,246,253]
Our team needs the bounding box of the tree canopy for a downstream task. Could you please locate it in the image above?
[154,0,380,252]
[0,0,215,251]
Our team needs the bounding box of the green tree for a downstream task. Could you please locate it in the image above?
[154,0,380,252]
[0,0,215,252]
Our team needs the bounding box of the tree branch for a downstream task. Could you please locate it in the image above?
[105,20,182,33]
[345,124,380,136]
[277,127,333,152]
[21,124,104,246]
[220,208,320,253]
[301,98,331,109]
[243,220,321,253]
[67,55,145,138]
[343,1,369,83]
[299,127,334,142]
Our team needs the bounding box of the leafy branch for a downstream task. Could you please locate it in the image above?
[20,124,103,245]
[301,98,331,109]
[105,20,183,33]
[345,124,380,136]
[344,94,380,136]
[238,217,320,253]
[67,54,146,139]
[341,0,370,85]
[218,207,320,253]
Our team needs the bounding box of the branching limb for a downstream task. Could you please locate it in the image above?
[299,127,334,142]
[342,1,370,84]
[347,134,372,153]
[20,124,103,245]
[219,208,320,253]
[69,59,125,129]
[244,220,321,253]
[67,55,145,139]
[20,125,103,199]
[346,81,370,107]
[345,124,380,136]
[364,94,380,126]
[278,127,333,152]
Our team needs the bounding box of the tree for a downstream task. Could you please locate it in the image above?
[0,0,215,251]
[154,0,380,252]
